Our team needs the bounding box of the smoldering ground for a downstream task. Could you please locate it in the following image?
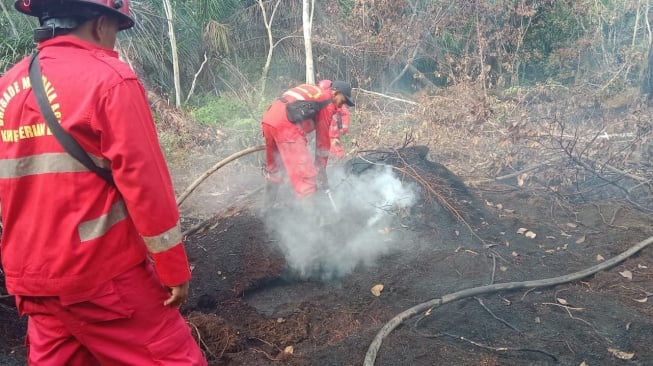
[263,165,417,280]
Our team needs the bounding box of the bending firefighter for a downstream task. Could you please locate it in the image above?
[261,81,355,209]
[0,0,207,365]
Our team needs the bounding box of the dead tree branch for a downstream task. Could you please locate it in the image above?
[355,148,490,247]
[474,297,520,331]
[467,156,565,185]
[185,52,209,104]
[355,88,419,105]
[392,163,488,247]
[188,321,217,360]
[410,327,558,362]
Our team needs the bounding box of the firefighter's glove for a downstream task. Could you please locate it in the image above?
[317,169,329,191]
[330,138,345,158]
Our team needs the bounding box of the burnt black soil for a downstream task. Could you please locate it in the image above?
[2,146,653,366]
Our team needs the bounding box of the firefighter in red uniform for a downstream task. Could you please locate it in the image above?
[0,1,207,365]
[318,79,351,158]
[261,81,355,209]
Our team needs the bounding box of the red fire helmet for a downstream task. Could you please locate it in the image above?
[15,0,134,30]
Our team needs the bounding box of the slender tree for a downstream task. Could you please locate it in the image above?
[258,0,282,98]
[303,0,315,84]
[163,0,181,107]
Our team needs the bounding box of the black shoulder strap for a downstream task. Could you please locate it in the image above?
[316,99,332,111]
[28,52,114,186]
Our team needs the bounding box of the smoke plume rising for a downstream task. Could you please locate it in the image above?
[264,165,417,280]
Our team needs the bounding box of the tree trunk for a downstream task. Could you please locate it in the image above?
[644,48,653,96]
[642,0,653,96]
[475,6,487,99]
[258,0,282,98]
[303,0,315,84]
[163,0,181,107]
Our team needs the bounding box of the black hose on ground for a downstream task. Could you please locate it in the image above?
[364,235,653,366]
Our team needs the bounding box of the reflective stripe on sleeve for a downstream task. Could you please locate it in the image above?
[143,223,182,254]
[78,200,128,242]
[0,152,110,178]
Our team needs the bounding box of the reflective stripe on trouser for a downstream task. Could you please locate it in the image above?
[262,123,317,198]
[16,261,207,366]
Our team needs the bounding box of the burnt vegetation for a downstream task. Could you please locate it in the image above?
[2,1,653,365]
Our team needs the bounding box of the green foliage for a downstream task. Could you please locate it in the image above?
[157,128,192,165]
[519,5,585,83]
[525,6,581,56]
[194,0,241,23]
[117,0,240,99]
[124,1,205,95]
[0,35,34,73]
[3,0,651,104]
[335,0,355,15]
[189,95,258,129]
[0,10,37,73]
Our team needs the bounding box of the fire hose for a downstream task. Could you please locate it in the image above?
[363,235,653,365]
[176,145,265,206]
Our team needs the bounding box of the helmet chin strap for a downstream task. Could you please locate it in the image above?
[34,18,81,42]
[33,5,102,42]
[41,17,82,29]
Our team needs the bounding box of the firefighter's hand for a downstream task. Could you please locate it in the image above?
[330,144,345,158]
[317,169,329,190]
[163,281,189,307]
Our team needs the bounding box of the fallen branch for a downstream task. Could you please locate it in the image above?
[566,154,653,213]
[411,328,558,362]
[474,296,519,331]
[467,156,564,185]
[354,88,419,105]
[176,145,265,206]
[597,160,648,183]
[363,235,653,366]
[354,149,491,247]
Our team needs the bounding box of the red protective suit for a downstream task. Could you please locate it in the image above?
[328,103,350,158]
[261,84,338,198]
[0,36,205,365]
[17,262,205,365]
[318,80,350,158]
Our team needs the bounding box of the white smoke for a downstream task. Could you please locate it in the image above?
[264,165,417,281]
